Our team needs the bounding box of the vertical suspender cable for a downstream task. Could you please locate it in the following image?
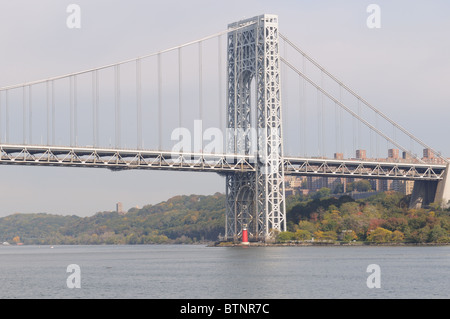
[321,72,325,157]
[92,72,96,146]
[302,56,306,157]
[199,41,202,119]
[283,40,288,154]
[299,72,303,156]
[0,91,2,143]
[370,119,373,158]
[375,113,379,158]
[358,98,361,151]
[339,85,343,156]
[74,76,77,146]
[335,83,341,155]
[136,58,142,149]
[23,86,26,144]
[70,76,73,146]
[29,85,32,145]
[178,48,182,130]
[46,81,50,145]
[199,41,203,151]
[116,65,121,148]
[114,65,121,148]
[114,66,117,148]
[158,53,162,150]
[92,70,99,147]
[218,35,223,140]
[393,124,396,150]
[317,88,321,156]
[52,81,55,145]
[352,102,356,155]
[97,72,100,146]
[5,90,9,143]
[335,102,339,154]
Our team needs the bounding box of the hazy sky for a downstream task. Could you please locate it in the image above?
[0,0,449,217]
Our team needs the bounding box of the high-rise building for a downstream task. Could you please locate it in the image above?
[116,202,124,214]
[356,150,366,160]
[388,149,399,159]
[402,151,412,160]
[423,148,434,159]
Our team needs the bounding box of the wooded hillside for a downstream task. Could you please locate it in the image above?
[1,191,449,245]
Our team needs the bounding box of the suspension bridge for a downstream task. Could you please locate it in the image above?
[0,14,448,241]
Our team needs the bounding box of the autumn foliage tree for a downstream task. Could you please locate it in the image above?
[280,190,450,244]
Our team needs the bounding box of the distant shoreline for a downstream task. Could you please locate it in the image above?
[1,242,449,248]
[210,241,450,247]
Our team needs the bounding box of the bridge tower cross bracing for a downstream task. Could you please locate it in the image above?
[225,14,286,242]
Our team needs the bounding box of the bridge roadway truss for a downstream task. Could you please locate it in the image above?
[283,157,446,181]
[0,144,255,172]
[0,144,444,180]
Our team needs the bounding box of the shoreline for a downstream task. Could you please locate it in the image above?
[209,241,450,247]
[2,241,449,248]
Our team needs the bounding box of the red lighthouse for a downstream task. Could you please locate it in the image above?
[242,224,249,245]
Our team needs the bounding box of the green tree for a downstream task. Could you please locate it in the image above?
[367,227,393,243]
[294,229,312,241]
[312,187,331,200]
[322,231,337,241]
[333,183,344,194]
[383,217,408,232]
[428,225,448,243]
[277,231,295,242]
[354,180,372,192]
[321,210,342,232]
[391,230,405,242]
[342,230,357,242]
[410,227,430,243]
[313,230,337,241]
[297,220,316,233]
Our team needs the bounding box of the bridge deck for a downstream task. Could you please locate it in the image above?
[0,144,445,181]
[284,157,446,181]
[0,144,255,173]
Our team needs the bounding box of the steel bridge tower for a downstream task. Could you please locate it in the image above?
[225,14,286,242]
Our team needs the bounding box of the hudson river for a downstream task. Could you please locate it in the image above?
[0,245,448,299]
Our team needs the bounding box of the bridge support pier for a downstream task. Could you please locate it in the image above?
[434,164,450,209]
[410,165,450,209]
[409,180,438,209]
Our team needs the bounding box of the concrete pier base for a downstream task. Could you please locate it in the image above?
[410,180,438,208]
[410,164,450,209]
[434,164,450,209]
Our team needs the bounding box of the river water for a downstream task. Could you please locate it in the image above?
[0,244,448,299]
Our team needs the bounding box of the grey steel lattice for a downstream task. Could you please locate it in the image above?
[225,14,286,241]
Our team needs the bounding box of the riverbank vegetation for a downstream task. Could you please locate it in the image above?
[280,189,450,244]
[0,193,225,245]
[0,190,449,245]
